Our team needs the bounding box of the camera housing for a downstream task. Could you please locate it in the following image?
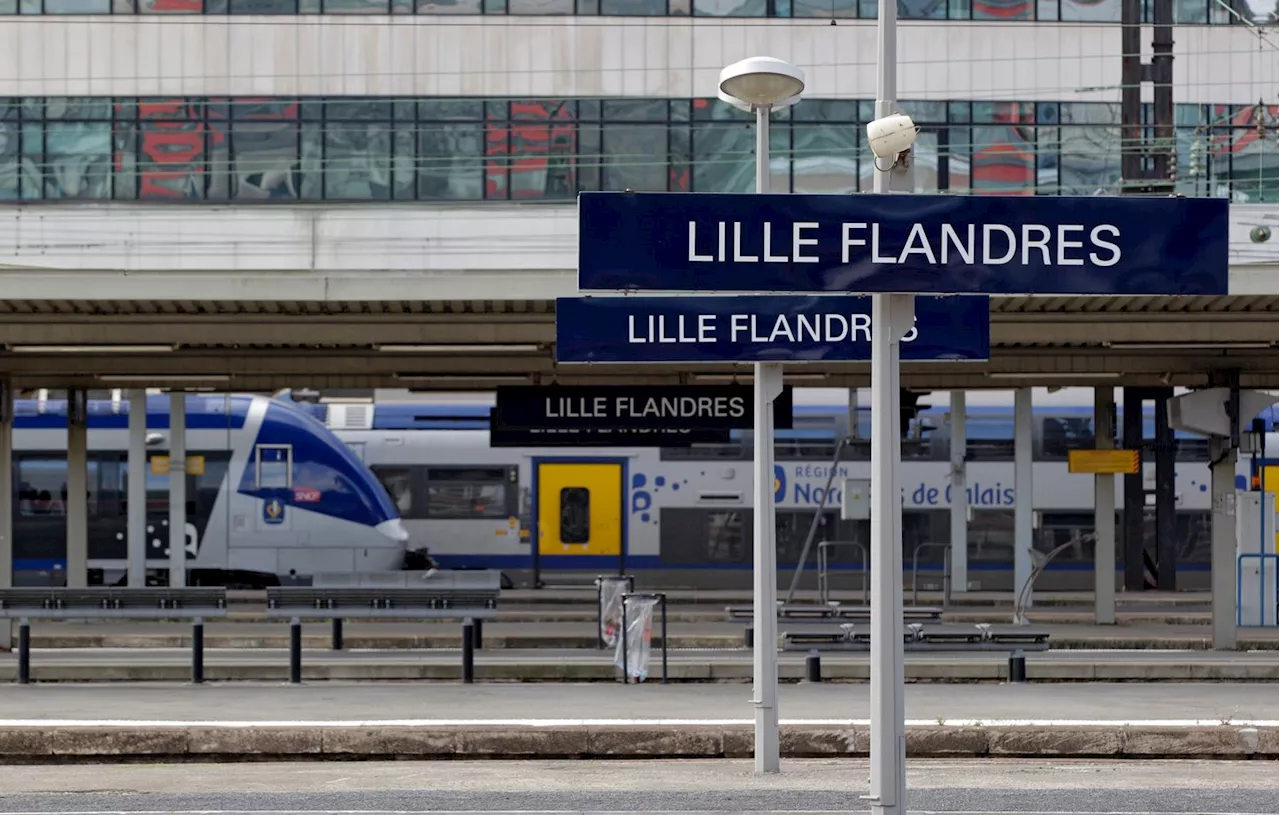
[866,113,919,160]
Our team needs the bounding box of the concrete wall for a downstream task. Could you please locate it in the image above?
[0,17,1273,105]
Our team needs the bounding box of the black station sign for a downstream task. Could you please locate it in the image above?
[492,385,793,431]
[487,410,732,448]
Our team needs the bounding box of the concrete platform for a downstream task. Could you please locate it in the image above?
[2,646,1275,682]
[0,683,1271,763]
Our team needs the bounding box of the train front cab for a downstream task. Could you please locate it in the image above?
[531,457,626,583]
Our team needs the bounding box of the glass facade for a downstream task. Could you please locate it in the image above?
[0,96,1275,202]
[0,0,1269,19]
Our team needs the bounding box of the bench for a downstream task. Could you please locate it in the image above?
[0,587,228,620]
[264,571,504,684]
[0,587,229,685]
[727,604,944,622]
[781,623,1052,653]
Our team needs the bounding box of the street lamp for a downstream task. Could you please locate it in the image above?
[717,55,805,776]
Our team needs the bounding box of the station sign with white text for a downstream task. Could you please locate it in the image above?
[576,192,1230,295]
[555,295,989,363]
[493,385,793,431]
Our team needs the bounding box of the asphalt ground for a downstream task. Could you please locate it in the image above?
[0,758,1272,813]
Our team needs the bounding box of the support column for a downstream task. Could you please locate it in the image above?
[1122,388,1147,591]
[751,361,783,774]
[65,390,88,589]
[127,389,147,587]
[1153,388,1177,590]
[1209,439,1238,650]
[0,381,12,649]
[948,391,968,594]
[1094,388,1117,625]
[168,392,187,588]
[1013,389,1034,606]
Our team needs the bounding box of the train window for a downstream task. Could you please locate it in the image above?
[424,466,513,519]
[371,466,416,517]
[1040,416,1096,460]
[559,487,590,544]
[16,458,101,518]
[255,445,292,489]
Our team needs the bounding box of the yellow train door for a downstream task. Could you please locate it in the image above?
[536,461,624,558]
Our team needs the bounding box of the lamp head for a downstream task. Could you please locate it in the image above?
[718,56,805,112]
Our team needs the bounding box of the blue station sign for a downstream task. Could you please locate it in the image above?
[555,295,990,364]
[577,192,1230,296]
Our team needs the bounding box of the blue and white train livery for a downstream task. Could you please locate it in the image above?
[327,393,1278,592]
[13,393,407,587]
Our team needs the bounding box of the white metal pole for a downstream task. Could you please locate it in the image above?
[949,390,968,594]
[168,392,187,588]
[868,0,910,810]
[127,389,148,587]
[751,101,782,775]
[1209,441,1238,649]
[0,381,12,650]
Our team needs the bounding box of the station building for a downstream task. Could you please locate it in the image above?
[0,0,1276,628]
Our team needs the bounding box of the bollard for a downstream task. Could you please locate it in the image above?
[472,618,484,651]
[806,649,822,683]
[743,625,754,649]
[1008,648,1027,683]
[331,618,344,651]
[192,617,205,685]
[289,617,302,684]
[461,618,475,684]
[17,618,30,685]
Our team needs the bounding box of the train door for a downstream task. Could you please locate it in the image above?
[535,460,624,570]
[253,444,293,533]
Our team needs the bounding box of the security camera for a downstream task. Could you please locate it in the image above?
[866,113,919,161]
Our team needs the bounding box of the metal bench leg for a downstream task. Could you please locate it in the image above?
[331,618,344,651]
[289,617,302,685]
[461,618,475,684]
[472,618,483,650]
[17,618,29,685]
[192,617,204,685]
[1008,648,1027,683]
[805,649,822,683]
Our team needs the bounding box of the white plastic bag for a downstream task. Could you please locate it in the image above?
[614,595,658,682]
[598,577,629,647]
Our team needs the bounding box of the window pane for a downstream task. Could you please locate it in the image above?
[140,0,204,11]
[692,122,753,192]
[601,124,668,191]
[488,100,578,200]
[1057,125,1121,195]
[791,123,858,194]
[1059,0,1118,19]
[231,122,299,199]
[559,487,590,544]
[324,0,387,10]
[133,100,208,199]
[969,125,1036,195]
[427,483,508,518]
[692,0,765,15]
[228,0,296,9]
[419,122,483,199]
[40,122,113,199]
[0,103,17,201]
[508,0,572,11]
[971,0,1032,18]
[42,0,112,11]
[599,0,666,12]
[392,123,416,200]
[416,0,483,12]
[324,122,392,199]
[899,0,946,17]
[790,0,857,17]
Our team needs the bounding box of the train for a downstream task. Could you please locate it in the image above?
[11,393,408,588]
[328,391,1279,592]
